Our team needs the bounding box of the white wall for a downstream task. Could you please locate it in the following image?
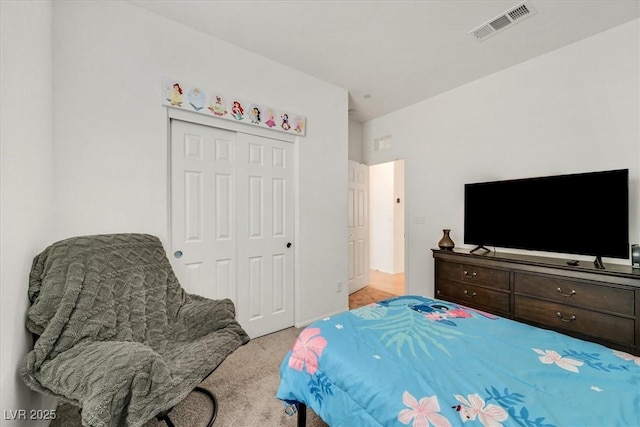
[363,19,640,297]
[0,1,55,424]
[50,1,348,323]
[349,119,364,162]
[369,162,395,272]
[370,160,406,275]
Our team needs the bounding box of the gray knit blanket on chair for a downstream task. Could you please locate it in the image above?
[21,233,250,427]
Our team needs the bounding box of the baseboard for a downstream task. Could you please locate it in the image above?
[294,307,349,329]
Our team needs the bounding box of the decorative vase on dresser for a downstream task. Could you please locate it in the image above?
[438,229,455,250]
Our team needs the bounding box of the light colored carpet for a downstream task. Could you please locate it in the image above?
[50,327,327,427]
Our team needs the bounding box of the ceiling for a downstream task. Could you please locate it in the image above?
[128,0,640,123]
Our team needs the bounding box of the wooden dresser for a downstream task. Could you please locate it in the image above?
[433,249,640,356]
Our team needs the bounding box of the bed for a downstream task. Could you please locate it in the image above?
[276,295,640,427]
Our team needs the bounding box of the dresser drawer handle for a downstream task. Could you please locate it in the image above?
[463,271,477,278]
[556,287,576,297]
[556,312,576,323]
[464,290,477,297]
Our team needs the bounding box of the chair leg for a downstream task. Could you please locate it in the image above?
[156,411,176,427]
[156,387,217,427]
[194,386,218,427]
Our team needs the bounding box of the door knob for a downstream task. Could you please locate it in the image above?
[174,250,183,258]
[286,242,292,248]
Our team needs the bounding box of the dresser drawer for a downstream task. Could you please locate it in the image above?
[515,296,634,347]
[514,273,634,316]
[437,261,510,291]
[437,278,510,315]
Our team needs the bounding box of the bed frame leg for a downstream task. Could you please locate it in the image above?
[297,402,307,427]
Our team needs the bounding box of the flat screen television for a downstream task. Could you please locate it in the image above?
[464,169,629,264]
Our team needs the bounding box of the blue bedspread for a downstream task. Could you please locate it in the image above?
[277,296,640,426]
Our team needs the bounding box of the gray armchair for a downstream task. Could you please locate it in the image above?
[21,234,249,427]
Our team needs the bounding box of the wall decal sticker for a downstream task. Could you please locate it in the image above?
[249,105,262,125]
[167,82,183,107]
[230,100,245,121]
[187,87,206,111]
[264,108,277,128]
[208,94,228,117]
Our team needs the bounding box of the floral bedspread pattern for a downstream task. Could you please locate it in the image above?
[276,296,640,427]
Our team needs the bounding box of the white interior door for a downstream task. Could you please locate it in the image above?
[170,119,294,338]
[236,133,294,338]
[170,120,237,301]
[348,160,369,294]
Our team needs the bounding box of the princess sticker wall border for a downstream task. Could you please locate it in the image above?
[162,78,306,136]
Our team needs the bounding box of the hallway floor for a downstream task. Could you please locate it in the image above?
[348,270,404,309]
[368,270,404,295]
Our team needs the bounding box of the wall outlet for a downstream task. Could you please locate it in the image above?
[336,281,343,293]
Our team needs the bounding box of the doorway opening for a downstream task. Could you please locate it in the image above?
[349,159,405,309]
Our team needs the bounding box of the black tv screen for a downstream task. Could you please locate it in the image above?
[464,169,629,259]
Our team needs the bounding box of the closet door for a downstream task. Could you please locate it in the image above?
[171,120,237,302]
[170,119,294,338]
[236,133,294,338]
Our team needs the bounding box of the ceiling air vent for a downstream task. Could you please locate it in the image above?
[469,1,536,41]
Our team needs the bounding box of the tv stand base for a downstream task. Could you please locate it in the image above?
[470,245,491,254]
